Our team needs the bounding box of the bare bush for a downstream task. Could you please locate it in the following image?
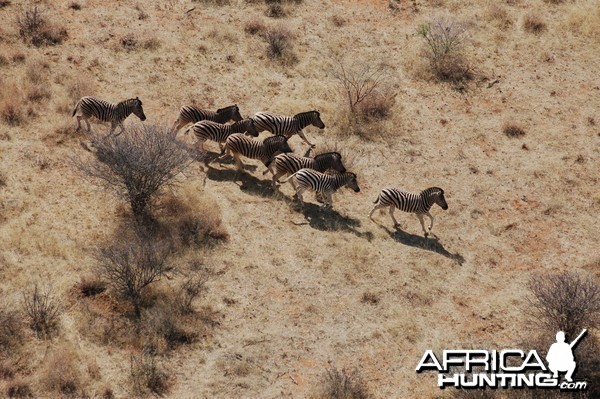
[69,2,81,10]
[75,124,193,223]
[6,379,32,398]
[77,274,106,297]
[265,27,298,65]
[266,4,287,18]
[417,18,473,85]
[527,272,600,338]
[0,1,11,9]
[332,60,396,122]
[98,237,173,318]
[244,18,267,35]
[41,349,81,396]
[142,300,197,351]
[17,6,67,47]
[176,273,209,315]
[503,122,526,138]
[523,13,546,34]
[319,367,372,399]
[22,284,61,338]
[130,351,170,396]
[120,33,138,51]
[0,309,23,352]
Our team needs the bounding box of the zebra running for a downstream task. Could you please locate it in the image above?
[72,96,146,135]
[219,133,293,172]
[265,152,346,189]
[251,110,325,148]
[189,119,259,153]
[172,104,242,132]
[369,187,448,237]
[281,168,360,208]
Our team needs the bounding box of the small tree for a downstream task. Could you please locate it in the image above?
[332,60,395,123]
[99,237,173,318]
[77,124,193,225]
[527,271,600,337]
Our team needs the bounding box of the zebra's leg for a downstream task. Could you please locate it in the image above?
[113,122,126,137]
[233,153,244,171]
[272,171,285,189]
[426,212,435,233]
[295,186,306,207]
[368,203,385,222]
[75,116,82,132]
[297,130,315,148]
[84,117,92,134]
[323,192,333,208]
[218,143,225,154]
[417,213,428,237]
[389,207,401,228]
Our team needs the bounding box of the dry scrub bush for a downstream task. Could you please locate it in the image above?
[244,18,267,36]
[76,124,192,223]
[22,284,61,339]
[265,27,298,66]
[417,18,473,86]
[503,122,526,137]
[0,309,23,352]
[566,5,600,38]
[0,1,11,9]
[69,2,82,10]
[16,6,67,47]
[318,367,372,399]
[527,271,600,337]
[40,349,81,396]
[142,297,198,351]
[523,13,546,34]
[120,33,138,51]
[77,274,106,297]
[485,5,513,30]
[332,61,396,124]
[98,237,173,318]
[5,379,32,398]
[266,4,287,18]
[130,351,171,396]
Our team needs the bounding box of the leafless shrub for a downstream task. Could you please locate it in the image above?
[75,124,192,223]
[266,4,287,18]
[68,2,81,10]
[176,273,210,315]
[41,349,81,396]
[265,27,298,65]
[98,237,173,318]
[22,284,61,338]
[17,6,67,47]
[523,13,546,34]
[417,18,473,86]
[130,351,171,396]
[143,300,197,350]
[360,292,380,305]
[503,122,526,137]
[77,274,106,297]
[120,33,138,51]
[319,367,372,399]
[244,18,267,35]
[6,379,32,398]
[332,60,396,122]
[142,37,161,50]
[527,271,600,338]
[26,84,51,103]
[0,309,23,352]
[1,98,24,126]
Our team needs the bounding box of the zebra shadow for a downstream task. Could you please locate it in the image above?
[296,202,374,241]
[204,165,273,198]
[380,225,465,265]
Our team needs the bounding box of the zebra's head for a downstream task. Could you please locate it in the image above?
[311,110,325,129]
[316,152,346,173]
[131,97,146,121]
[431,187,448,210]
[345,172,360,192]
[243,118,259,137]
[264,135,293,154]
[218,104,243,122]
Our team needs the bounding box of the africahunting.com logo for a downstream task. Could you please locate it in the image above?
[415,330,588,390]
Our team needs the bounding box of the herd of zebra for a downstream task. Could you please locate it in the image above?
[72,96,449,237]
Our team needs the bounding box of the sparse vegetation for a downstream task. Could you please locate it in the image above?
[40,349,81,396]
[503,122,526,138]
[76,124,192,223]
[5,379,32,398]
[0,309,23,352]
[244,18,267,35]
[68,2,81,10]
[130,351,171,396]
[22,284,61,339]
[17,6,67,47]
[523,13,546,34]
[417,18,473,86]
[266,3,287,18]
[265,27,298,65]
[318,367,372,399]
[527,271,600,337]
[77,274,107,297]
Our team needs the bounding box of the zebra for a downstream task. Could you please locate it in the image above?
[172,104,242,132]
[251,110,325,148]
[219,133,293,172]
[265,152,346,189]
[72,96,146,135]
[189,118,259,153]
[368,187,448,237]
[281,168,360,208]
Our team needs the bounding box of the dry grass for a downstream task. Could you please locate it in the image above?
[5,378,32,398]
[317,367,372,399]
[265,26,298,66]
[40,348,82,396]
[0,309,23,353]
[130,351,171,396]
[77,274,107,297]
[22,284,61,339]
[502,122,526,138]
[523,13,546,34]
[16,6,68,47]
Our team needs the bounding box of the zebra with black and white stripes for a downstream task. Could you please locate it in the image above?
[251,110,325,148]
[219,133,293,172]
[172,104,242,132]
[189,118,259,153]
[281,168,360,208]
[369,187,448,237]
[72,96,146,135]
[265,152,346,189]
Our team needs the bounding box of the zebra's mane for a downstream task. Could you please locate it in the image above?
[314,151,341,160]
[263,135,287,145]
[423,187,444,196]
[120,97,141,105]
[217,104,238,113]
[293,110,318,119]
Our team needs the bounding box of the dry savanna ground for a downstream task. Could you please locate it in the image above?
[0,0,599,398]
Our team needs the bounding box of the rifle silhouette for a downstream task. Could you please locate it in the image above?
[569,329,587,349]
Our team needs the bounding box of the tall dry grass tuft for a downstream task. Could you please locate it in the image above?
[22,283,61,339]
[523,13,546,34]
[265,26,298,66]
[0,308,23,353]
[40,348,82,396]
[317,367,373,399]
[16,6,68,47]
[130,351,171,396]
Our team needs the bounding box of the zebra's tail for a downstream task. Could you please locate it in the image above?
[71,100,79,117]
[279,171,298,184]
